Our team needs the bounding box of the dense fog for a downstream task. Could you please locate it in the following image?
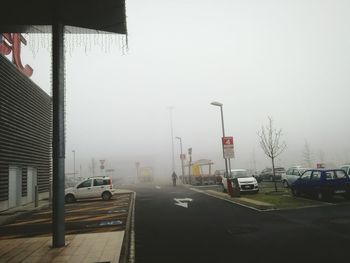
[20,0,350,182]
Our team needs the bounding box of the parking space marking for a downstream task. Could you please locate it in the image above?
[0,193,132,240]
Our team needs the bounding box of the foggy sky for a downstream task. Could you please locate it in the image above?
[19,0,350,178]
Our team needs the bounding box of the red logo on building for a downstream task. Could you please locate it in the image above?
[0,33,33,77]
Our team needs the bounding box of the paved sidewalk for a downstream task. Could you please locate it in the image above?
[0,189,135,263]
[0,231,124,263]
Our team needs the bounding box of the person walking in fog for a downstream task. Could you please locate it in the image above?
[172,172,178,186]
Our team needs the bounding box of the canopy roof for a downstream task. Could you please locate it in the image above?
[185,159,214,167]
[0,0,127,34]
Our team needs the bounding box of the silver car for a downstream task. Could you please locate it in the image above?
[340,165,350,177]
[282,166,309,188]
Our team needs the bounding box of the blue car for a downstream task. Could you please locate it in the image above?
[290,169,350,200]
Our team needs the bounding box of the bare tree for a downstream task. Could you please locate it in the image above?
[257,117,286,192]
[302,140,313,167]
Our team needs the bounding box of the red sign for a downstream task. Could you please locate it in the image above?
[222,136,235,159]
[180,154,186,160]
[222,137,233,146]
[0,33,33,77]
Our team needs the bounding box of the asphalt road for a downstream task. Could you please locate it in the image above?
[132,183,350,263]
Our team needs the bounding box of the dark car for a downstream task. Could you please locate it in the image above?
[259,167,285,181]
[291,169,350,200]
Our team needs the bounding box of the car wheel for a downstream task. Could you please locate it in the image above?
[102,191,112,201]
[65,194,75,203]
[282,180,289,188]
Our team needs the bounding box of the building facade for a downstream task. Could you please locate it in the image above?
[0,54,51,212]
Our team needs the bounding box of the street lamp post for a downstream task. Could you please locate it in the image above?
[188,148,192,185]
[135,162,140,184]
[72,150,76,183]
[176,136,185,184]
[168,107,176,174]
[210,101,233,196]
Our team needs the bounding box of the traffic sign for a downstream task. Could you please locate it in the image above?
[222,136,234,159]
[180,154,186,160]
[222,137,233,146]
[188,148,192,155]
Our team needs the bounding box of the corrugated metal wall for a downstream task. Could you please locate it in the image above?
[0,54,51,202]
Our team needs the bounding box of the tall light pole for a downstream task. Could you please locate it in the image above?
[210,101,232,194]
[176,136,185,183]
[188,147,192,185]
[135,162,140,183]
[72,150,76,183]
[168,106,176,174]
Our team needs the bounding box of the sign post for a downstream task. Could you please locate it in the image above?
[188,148,192,185]
[222,136,239,197]
[100,160,105,176]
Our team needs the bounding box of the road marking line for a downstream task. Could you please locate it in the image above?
[174,198,193,208]
[155,186,161,189]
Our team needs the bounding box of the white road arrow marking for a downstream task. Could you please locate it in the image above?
[155,186,161,189]
[174,198,193,208]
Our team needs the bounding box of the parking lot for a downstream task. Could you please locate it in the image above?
[0,192,132,240]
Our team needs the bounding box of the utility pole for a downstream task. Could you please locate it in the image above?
[188,148,192,185]
[135,162,140,183]
[168,107,176,174]
[211,101,236,196]
[72,150,76,183]
[91,158,95,176]
[176,137,185,183]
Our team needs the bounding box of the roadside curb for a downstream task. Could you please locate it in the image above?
[119,191,136,263]
[189,186,335,212]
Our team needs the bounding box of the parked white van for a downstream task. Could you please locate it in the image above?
[222,169,259,193]
[65,176,115,203]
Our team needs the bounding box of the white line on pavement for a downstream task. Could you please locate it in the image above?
[174,198,193,208]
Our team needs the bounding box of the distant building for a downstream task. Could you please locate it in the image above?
[0,54,51,212]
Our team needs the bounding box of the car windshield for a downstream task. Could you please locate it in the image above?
[230,170,249,178]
